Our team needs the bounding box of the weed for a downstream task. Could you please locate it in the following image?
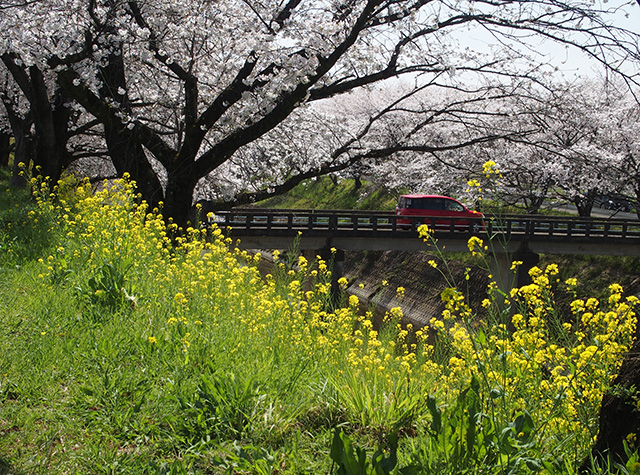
[76,259,136,313]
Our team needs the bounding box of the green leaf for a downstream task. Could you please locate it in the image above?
[426,395,442,435]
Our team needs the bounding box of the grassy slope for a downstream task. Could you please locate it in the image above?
[257,177,401,210]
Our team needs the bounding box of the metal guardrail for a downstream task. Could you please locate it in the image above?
[211,209,640,243]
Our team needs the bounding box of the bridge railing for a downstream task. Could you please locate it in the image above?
[211,209,640,242]
[488,214,640,240]
[213,209,406,233]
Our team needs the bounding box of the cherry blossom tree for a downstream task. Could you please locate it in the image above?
[360,84,546,211]
[387,79,637,217]
[0,55,116,187]
[521,80,636,217]
[593,83,640,217]
[0,53,73,186]
[485,80,628,216]
[1,0,639,224]
[500,80,639,218]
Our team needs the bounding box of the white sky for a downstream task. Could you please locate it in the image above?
[450,1,640,81]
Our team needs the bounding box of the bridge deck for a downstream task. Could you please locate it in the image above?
[211,209,640,256]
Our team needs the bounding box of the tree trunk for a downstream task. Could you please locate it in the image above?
[11,131,32,188]
[0,131,9,167]
[29,66,65,186]
[103,124,164,209]
[99,49,164,210]
[525,195,545,214]
[1,105,33,188]
[1,56,70,188]
[581,335,640,472]
[52,87,73,170]
[163,170,199,228]
[574,196,594,218]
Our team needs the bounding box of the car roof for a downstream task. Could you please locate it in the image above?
[400,194,459,200]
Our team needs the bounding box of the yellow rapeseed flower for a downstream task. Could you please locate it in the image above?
[467,236,484,255]
[510,260,523,271]
[418,224,433,241]
[482,160,500,176]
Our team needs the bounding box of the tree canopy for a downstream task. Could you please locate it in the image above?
[1,0,639,223]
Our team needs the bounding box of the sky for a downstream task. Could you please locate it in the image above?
[540,1,638,78]
[452,0,640,81]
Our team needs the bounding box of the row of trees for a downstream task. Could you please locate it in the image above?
[1,0,640,225]
[365,79,640,217]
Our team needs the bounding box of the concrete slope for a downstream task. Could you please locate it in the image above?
[343,250,490,329]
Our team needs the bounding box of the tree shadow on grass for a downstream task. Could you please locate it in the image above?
[0,457,18,475]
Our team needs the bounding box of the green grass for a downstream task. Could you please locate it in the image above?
[257,177,401,210]
[0,169,638,474]
[0,168,58,265]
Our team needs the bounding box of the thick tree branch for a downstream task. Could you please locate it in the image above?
[127,0,198,125]
[54,65,175,167]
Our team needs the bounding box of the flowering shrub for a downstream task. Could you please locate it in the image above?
[0,174,636,473]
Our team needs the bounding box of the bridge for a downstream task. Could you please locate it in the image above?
[212,208,640,291]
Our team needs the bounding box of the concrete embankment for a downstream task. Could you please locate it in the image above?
[254,248,490,329]
[342,250,490,329]
[253,246,640,330]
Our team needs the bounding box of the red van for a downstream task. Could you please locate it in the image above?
[395,194,484,232]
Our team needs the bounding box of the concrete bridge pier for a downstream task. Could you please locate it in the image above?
[489,242,540,296]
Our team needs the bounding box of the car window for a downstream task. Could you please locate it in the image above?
[427,198,443,210]
[444,199,464,212]
[418,198,442,210]
[403,197,443,210]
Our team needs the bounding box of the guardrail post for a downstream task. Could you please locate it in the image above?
[329,214,337,232]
